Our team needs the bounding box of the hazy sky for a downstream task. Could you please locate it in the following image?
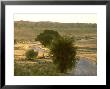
[14,13,96,23]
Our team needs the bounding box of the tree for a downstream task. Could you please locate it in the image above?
[25,49,38,60]
[35,30,61,47]
[50,37,77,73]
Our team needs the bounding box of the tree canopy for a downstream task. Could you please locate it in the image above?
[50,37,77,73]
[35,30,61,47]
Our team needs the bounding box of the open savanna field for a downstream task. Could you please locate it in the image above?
[14,21,97,76]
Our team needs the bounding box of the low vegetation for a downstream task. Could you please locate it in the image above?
[14,59,66,76]
[25,49,38,60]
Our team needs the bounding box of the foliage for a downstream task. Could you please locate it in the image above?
[25,49,38,60]
[14,39,17,44]
[14,61,65,76]
[50,37,77,73]
[35,30,61,47]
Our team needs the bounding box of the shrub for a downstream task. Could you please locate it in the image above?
[35,30,61,47]
[14,39,17,44]
[50,37,77,73]
[25,49,38,60]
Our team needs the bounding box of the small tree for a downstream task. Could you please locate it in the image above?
[50,37,77,73]
[25,49,38,60]
[35,30,61,47]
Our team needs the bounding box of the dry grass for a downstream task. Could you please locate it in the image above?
[14,39,97,61]
[14,59,66,76]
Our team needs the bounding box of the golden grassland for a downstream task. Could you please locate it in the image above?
[14,38,97,62]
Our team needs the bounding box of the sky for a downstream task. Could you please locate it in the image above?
[14,13,96,23]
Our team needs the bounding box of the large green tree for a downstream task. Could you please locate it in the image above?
[35,30,61,47]
[50,37,77,73]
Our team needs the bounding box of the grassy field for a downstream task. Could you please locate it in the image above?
[14,59,67,76]
[14,21,96,41]
[14,21,97,76]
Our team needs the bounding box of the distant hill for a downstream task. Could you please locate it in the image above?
[14,21,97,41]
[14,21,96,29]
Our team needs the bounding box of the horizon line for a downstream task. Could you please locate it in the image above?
[14,20,97,24]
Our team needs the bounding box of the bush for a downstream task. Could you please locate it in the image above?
[35,30,61,47]
[14,39,17,44]
[25,49,38,60]
[50,37,77,73]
